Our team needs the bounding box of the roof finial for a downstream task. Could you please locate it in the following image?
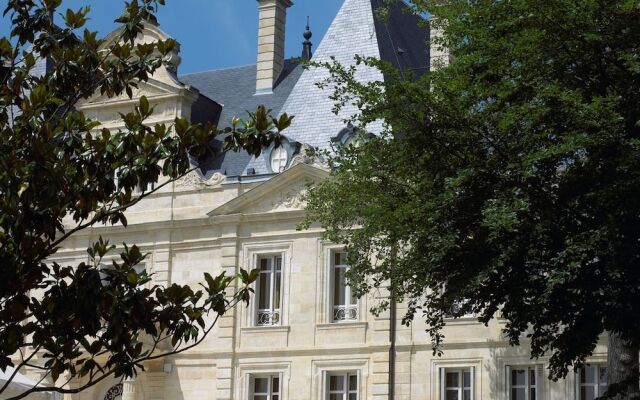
[302,16,313,60]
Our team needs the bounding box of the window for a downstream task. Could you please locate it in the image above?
[327,372,359,400]
[576,364,608,400]
[445,299,473,318]
[440,368,474,400]
[270,146,289,173]
[255,255,283,326]
[331,252,358,322]
[506,366,543,400]
[250,374,280,400]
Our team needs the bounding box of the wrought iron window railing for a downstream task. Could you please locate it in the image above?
[333,305,359,322]
[257,309,281,326]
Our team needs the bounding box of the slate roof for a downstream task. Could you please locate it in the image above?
[180,60,304,177]
[371,0,430,77]
[179,0,429,178]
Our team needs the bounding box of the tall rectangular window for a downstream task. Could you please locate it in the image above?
[441,368,474,400]
[327,372,359,400]
[507,366,542,400]
[250,374,280,400]
[577,364,608,400]
[256,255,283,326]
[331,252,358,322]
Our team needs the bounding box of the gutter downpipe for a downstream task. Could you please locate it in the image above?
[389,247,398,400]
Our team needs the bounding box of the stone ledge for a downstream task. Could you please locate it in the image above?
[240,325,291,334]
[316,321,368,330]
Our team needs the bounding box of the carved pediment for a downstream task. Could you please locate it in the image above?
[80,82,172,107]
[244,180,309,214]
[77,21,196,114]
[208,163,330,217]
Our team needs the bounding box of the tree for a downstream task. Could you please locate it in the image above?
[0,1,292,399]
[303,0,640,398]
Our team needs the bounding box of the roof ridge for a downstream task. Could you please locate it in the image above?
[180,62,257,77]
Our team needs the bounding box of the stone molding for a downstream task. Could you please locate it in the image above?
[176,170,226,190]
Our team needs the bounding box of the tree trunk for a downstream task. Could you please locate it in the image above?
[606,333,639,399]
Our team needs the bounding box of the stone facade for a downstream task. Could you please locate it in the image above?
[40,1,609,400]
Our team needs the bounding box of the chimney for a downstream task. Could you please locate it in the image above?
[429,19,450,71]
[256,0,293,95]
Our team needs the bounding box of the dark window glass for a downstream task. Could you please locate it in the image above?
[330,375,344,391]
[580,386,596,400]
[512,369,526,386]
[349,374,358,391]
[511,387,526,400]
[446,372,459,387]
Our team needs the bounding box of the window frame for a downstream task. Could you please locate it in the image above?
[576,364,608,400]
[439,367,475,400]
[506,365,544,400]
[249,373,281,400]
[254,253,284,327]
[325,371,360,400]
[329,251,359,323]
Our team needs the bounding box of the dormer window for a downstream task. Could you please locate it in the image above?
[270,145,289,173]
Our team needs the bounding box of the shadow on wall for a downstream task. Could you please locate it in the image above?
[485,339,540,400]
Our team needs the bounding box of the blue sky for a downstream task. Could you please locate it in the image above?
[0,0,344,73]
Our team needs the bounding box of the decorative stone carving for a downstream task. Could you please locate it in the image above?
[177,171,226,189]
[288,143,328,170]
[162,47,182,74]
[270,182,309,211]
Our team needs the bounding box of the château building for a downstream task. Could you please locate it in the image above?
[34,0,608,399]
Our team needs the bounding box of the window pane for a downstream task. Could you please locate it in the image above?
[335,252,346,266]
[446,390,459,400]
[254,377,268,394]
[463,389,471,400]
[253,396,267,400]
[599,367,608,385]
[272,396,279,400]
[446,372,459,388]
[260,258,270,271]
[274,270,281,309]
[330,375,344,391]
[580,386,596,400]
[530,387,536,400]
[529,369,536,385]
[512,369,526,386]
[349,394,358,400]
[334,267,346,306]
[582,366,596,384]
[463,370,471,387]
[258,273,270,309]
[275,256,282,271]
[511,387,526,400]
[329,395,342,400]
[272,377,279,393]
[349,374,358,391]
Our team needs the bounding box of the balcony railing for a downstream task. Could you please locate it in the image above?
[333,305,359,322]
[257,309,281,326]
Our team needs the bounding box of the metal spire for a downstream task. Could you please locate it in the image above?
[301,16,313,60]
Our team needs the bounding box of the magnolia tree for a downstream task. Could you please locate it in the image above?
[0,1,292,399]
[304,0,640,398]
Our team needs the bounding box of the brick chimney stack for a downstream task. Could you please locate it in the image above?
[256,0,293,95]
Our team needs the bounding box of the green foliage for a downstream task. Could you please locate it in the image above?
[0,1,291,398]
[304,0,640,394]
